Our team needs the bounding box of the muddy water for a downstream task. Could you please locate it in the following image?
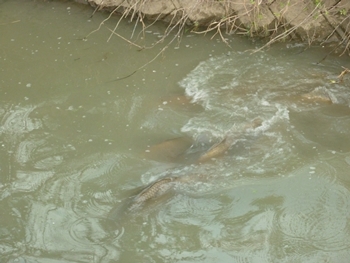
[1,0,350,262]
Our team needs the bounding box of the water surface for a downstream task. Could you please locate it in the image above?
[1,0,350,262]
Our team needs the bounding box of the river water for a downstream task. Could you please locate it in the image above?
[1,0,350,262]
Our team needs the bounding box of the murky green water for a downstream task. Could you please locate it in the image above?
[1,0,350,262]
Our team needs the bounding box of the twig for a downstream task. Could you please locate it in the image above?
[85,7,119,39]
[107,44,168,82]
[253,3,320,53]
[337,66,350,82]
[0,20,20,25]
[108,12,189,82]
[107,27,144,49]
[107,1,140,42]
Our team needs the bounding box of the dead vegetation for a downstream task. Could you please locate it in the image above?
[337,66,350,82]
[84,0,350,80]
[86,0,350,55]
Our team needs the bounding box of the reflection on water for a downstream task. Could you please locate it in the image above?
[1,0,350,262]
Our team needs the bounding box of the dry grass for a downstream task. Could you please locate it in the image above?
[86,0,350,58]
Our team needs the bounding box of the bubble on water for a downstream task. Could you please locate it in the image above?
[26,83,31,88]
[261,100,270,106]
[345,156,350,166]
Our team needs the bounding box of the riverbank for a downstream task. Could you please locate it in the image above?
[85,0,350,55]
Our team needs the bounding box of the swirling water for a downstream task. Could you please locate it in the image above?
[1,0,350,262]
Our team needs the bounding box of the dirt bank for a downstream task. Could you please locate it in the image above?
[86,0,350,54]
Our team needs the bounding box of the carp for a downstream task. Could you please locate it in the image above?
[301,92,332,103]
[301,87,333,104]
[196,137,231,163]
[108,118,263,223]
[127,176,179,212]
[106,176,180,224]
[144,137,193,162]
[196,118,263,163]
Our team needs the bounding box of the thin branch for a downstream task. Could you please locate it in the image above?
[107,27,144,49]
[253,3,320,53]
[337,66,350,82]
[107,9,189,82]
[0,20,20,25]
[85,7,119,39]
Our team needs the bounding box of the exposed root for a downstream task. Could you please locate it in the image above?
[85,0,350,73]
[253,3,320,53]
[85,6,119,39]
[100,6,189,81]
[87,0,350,52]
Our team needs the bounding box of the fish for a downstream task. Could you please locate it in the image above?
[301,91,332,103]
[196,118,263,163]
[247,117,263,130]
[126,176,179,212]
[143,137,193,162]
[106,176,179,225]
[196,137,231,163]
[107,118,263,223]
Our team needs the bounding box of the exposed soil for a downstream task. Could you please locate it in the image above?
[85,0,350,54]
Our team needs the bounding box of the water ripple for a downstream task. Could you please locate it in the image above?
[25,202,120,262]
[0,105,42,138]
[275,182,350,252]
